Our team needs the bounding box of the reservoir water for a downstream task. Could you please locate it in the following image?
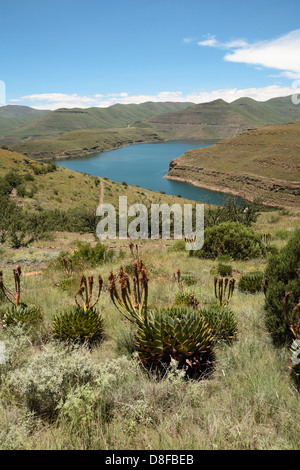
[55,139,236,205]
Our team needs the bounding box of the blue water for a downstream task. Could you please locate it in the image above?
[55,139,237,205]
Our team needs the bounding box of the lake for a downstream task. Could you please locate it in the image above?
[55,139,237,205]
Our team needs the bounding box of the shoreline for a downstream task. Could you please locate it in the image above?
[163,173,296,210]
[34,137,297,210]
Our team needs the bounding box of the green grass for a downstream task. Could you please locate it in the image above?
[0,208,299,450]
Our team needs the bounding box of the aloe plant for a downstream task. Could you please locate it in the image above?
[109,262,215,376]
[52,273,104,345]
[108,260,149,324]
[214,275,235,306]
[135,306,215,376]
[0,266,44,328]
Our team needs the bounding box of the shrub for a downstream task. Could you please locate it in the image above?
[7,344,99,419]
[167,239,186,252]
[264,229,300,344]
[238,271,264,294]
[217,262,232,277]
[190,222,265,260]
[71,242,114,268]
[181,272,197,286]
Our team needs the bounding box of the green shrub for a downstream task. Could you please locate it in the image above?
[168,239,186,252]
[264,229,300,344]
[190,222,265,260]
[238,271,264,294]
[217,262,232,277]
[69,241,114,268]
[7,344,99,419]
[200,304,237,342]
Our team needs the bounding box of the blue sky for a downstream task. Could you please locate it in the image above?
[1,0,300,109]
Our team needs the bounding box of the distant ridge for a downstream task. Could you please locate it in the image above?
[4,94,300,159]
[0,101,193,146]
[136,95,300,139]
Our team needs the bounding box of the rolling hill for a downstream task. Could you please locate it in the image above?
[0,101,193,146]
[137,95,300,140]
[165,120,300,209]
[0,105,50,144]
[7,95,300,160]
[0,147,194,213]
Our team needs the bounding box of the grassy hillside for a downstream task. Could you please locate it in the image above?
[0,206,299,449]
[137,95,300,139]
[166,121,300,209]
[0,105,50,144]
[10,95,300,160]
[0,102,192,146]
[11,127,169,160]
[0,148,195,213]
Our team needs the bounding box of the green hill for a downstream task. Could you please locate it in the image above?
[6,95,300,161]
[137,95,300,139]
[0,105,50,144]
[0,101,192,146]
[0,148,193,213]
[166,120,300,209]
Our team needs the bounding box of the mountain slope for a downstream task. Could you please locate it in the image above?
[0,101,193,145]
[0,105,50,143]
[166,121,300,208]
[137,95,300,139]
[0,148,194,213]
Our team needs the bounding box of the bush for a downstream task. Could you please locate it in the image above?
[217,262,232,277]
[69,242,114,268]
[181,272,197,286]
[238,271,264,294]
[168,239,186,252]
[7,344,99,419]
[264,229,300,344]
[190,222,265,260]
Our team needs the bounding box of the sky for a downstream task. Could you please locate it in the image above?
[1,0,300,109]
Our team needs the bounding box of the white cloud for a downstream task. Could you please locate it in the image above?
[196,29,300,79]
[8,85,297,111]
[197,35,217,47]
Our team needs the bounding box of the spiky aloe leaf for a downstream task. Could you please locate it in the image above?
[200,304,238,342]
[135,307,214,362]
[3,304,44,328]
[52,306,104,344]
